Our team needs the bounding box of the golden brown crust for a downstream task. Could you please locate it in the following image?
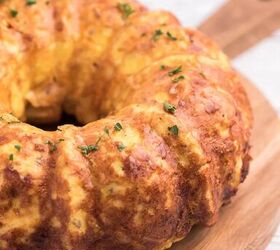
[0,1,252,249]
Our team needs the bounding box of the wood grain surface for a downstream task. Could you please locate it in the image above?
[170,1,280,249]
[199,0,280,58]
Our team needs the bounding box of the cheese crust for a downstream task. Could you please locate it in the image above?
[0,1,252,249]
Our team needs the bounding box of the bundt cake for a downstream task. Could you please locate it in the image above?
[0,0,253,249]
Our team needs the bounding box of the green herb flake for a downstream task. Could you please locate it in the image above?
[9,154,14,161]
[26,0,36,5]
[172,75,185,83]
[78,145,99,155]
[160,65,166,70]
[114,122,123,131]
[168,66,182,77]
[163,102,176,114]
[117,143,126,152]
[152,29,164,41]
[58,138,65,142]
[117,3,135,19]
[168,125,179,136]
[104,127,110,135]
[45,140,57,153]
[166,31,177,41]
[14,144,21,152]
[10,9,18,17]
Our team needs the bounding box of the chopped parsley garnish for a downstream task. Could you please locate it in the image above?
[45,140,57,153]
[117,143,126,152]
[14,144,21,152]
[114,122,123,131]
[10,9,18,17]
[78,135,103,156]
[45,139,64,153]
[166,31,177,41]
[104,127,110,135]
[78,145,99,155]
[168,125,179,136]
[152,29,164,41]
[168,66,182,77]
[163,102,176,114]
[26,0,36,5]
[117,3,135,19]
[172,75,185,83]
[9,154,14,161]
[160,65,166,70]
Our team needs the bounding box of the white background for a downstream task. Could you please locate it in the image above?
[141,1,280,248]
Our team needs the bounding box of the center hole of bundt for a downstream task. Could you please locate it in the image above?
[28,112,82,131]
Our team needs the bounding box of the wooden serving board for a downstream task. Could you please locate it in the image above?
[171,1,280,249]
[199,0,280,59]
